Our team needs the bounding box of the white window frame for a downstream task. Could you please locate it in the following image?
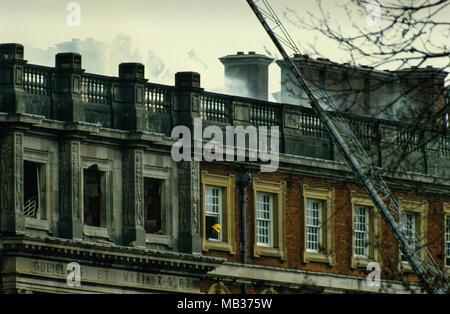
[400,212,416,263]
[256,192,273,247]
[397,199,428,273]
[252,178,287,260]
[353,205,369,259]
[306,198,322,253]
[205,185,223,242]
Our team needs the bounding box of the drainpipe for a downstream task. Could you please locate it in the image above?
[236,170,252,294]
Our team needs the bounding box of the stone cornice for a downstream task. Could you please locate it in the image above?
[0,235,224,274]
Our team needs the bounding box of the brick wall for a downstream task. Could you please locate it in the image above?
[200,162,449,284]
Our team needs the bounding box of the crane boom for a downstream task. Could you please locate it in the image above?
[246,0,448,294]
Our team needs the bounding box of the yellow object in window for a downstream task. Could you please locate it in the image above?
[212,224,221,232]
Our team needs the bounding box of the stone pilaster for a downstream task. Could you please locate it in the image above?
[122,149,145,247]
[115,63,148,131]
[174,72,203,253]
[178,160,202,253]
[58,141,83,240]
[0,43,27,114]
[53,53,85,122]
[0,132,25,234]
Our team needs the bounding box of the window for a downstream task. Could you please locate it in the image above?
[306,199,322,252]
[303,185,335,265]
[252,178,286,260]
[400,212,416,263]
[397,199,428,272]
[83,164,106,228]
[23,161,47,220]
[350,192,381,269]
[201,171,236,254]
[205,185,222,241]
[354,205,369,258]
[256,192,273,247]
[144,178,165,235]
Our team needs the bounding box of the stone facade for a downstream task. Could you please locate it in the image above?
[0,43,449,294]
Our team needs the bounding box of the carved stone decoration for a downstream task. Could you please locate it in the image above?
[191,161,200,234]
[122,149,145,246]
[122,150,132,227]
[135,150,144,227]
[58,140,82,239]
[0,132,24,233]
[1,134,14,217]
[178,161,190,232]
[15,133,23,216]
[207,282,230,294]
[71,142,81,219]
[261,287,278,294]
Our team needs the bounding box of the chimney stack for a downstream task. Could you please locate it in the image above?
[219,51,273,101]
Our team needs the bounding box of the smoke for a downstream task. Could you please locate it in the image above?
[23,33,174,85]
[56,38,108,74]
[188,49,208,70]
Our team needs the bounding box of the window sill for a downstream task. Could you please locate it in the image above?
[83,225,109,239]
[145,233,172,248]
[202,239,236,255]
[254,245,286,261]
[304,251,335,266]
[351,256,375,269]
[25,217,51,232]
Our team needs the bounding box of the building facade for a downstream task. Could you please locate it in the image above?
[0,43,449,294]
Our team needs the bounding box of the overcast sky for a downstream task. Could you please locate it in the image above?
[1,0,448,101]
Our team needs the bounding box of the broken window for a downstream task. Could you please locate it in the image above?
[23,161,46,219]
[144,178,165,235]
[83,165,106,228]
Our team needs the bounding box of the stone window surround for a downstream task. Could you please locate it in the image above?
[302,184,336,266]
[81,157,113,240]
[23,148,53,232]
[252,178,287,261]
[201,171,236,255]
[350,192,382,269]
[397,199,428,273]
[445,203,450,277]
[143,165,173,247]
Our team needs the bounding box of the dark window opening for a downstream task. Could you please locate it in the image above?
[23,161,46,219]
[144,178,165,235]
[83,165,106,228]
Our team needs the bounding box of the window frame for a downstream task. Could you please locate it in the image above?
[302,185,335,265]
[205,185,223,242]
[143,165,172,247]
[350,192,381,269]
[252,178,287,261]
[23,147,53,232]
[397,199,428,273]
[81,158,113,240]
[201,171,236,254]
[353,204,370,259]
[256,192,274,247]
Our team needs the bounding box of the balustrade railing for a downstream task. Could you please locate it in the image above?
[81,74,111,104]
[23,65,52,95]
[145,84,173,113]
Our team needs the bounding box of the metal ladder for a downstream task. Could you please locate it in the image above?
[246,0,448,294]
